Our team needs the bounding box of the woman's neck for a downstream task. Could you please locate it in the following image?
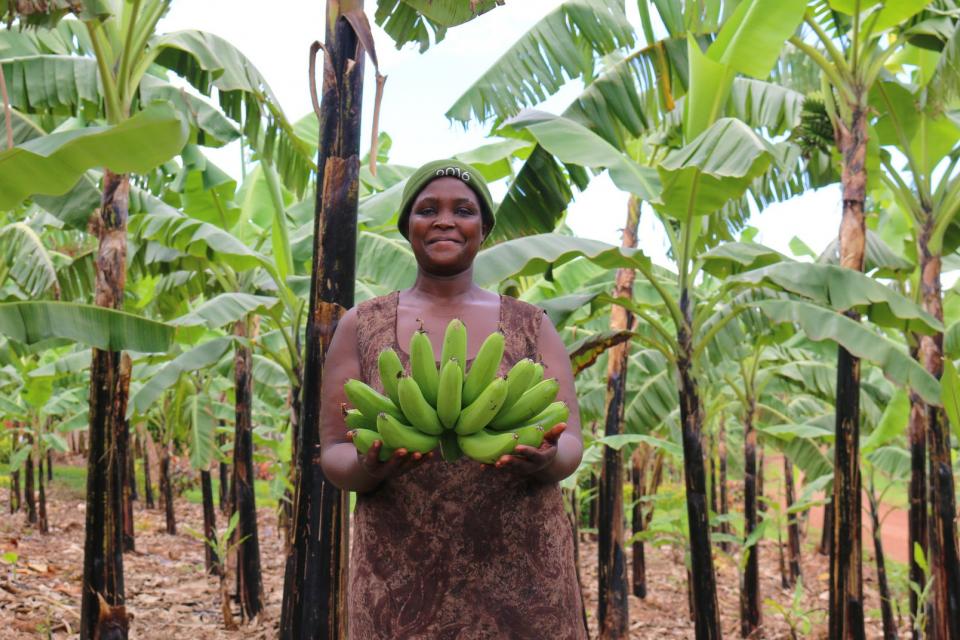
[409,267,477,302]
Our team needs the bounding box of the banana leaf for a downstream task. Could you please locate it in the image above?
[0,103,188,209]
[0,301,174,352]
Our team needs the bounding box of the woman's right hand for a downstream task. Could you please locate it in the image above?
[350,433,433,483]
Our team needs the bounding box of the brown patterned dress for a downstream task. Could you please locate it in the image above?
[348,291,587,640]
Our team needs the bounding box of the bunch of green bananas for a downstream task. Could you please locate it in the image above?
[345,319,569,464]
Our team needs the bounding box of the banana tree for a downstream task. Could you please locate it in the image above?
[0,300,172,637]
[0,3,262,634]
[129,175,298,620]
[870,73,960,635]
[281,2,507,636]
[780,3,944,634]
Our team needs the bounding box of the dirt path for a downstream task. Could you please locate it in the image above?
[1,464,911,639]
[806,495,910,564]
[764,453,911,564]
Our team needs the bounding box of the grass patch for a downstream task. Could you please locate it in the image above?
[49,464,87,499]
[182,475,278,510]
[48,462,278,509]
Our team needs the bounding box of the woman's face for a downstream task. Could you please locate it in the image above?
[406,177,487,276]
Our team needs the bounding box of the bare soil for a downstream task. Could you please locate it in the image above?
[0,463,912,639]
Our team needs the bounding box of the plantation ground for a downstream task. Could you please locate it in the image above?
[0,460,913,639]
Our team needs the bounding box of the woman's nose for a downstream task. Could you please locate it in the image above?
[433,210,456,227]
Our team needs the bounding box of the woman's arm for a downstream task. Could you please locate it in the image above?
[492,311,584,483]
[318,308,426,493]
[318,308,380,492]
[531,313,583,483]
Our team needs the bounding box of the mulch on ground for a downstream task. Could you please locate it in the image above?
[0,466,910,639]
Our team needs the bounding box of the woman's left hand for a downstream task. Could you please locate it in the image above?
[490,423,566,476]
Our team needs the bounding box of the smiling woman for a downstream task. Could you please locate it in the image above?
[318,158,588,639]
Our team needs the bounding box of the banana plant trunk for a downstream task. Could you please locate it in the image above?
[47,450,53,482]
[631,446,648,599]
[105,357,130,601]
[916,222,960,640]
[217,427,229,514]
[142,429,154,510]
[10,467,20,513]
[709,435,718,519]
[37,455,48,534]
[284,372,303,549]
[160,446,175,534]
[828,105,867,640]
[279,1,365,637]
[867,482,898,640]
[597,196,639,639]
[907,383,926,639]
[201,469,219,575]
[718,416,730,551]
[126,434,137,502]
[820,496,833,556]
[741,391,760,637]
[80,170,130,640]
[677,292,722,640]
[120,419,134,552]
[25,432,36,524]
[233,318,264,621]
[784,456,801,587]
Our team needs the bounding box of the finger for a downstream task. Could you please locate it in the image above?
[495,455,537,473]
[512,445,543,458]
[363,441,383,467]
[543,422,566,443]
[494,454,512,468]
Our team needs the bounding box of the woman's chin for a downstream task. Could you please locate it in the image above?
[420,259,471,277]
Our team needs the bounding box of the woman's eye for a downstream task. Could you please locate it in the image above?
[415,207,436,216]
[457,207,476,216]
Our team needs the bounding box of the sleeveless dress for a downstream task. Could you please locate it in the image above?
[348,291,587,640]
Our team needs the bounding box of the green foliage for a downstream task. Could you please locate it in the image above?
[446,0,635,124]
[0,301,174,352]
[375,0,503,51]
[0,103,189,208]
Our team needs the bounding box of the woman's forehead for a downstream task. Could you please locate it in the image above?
[413,177,479,204]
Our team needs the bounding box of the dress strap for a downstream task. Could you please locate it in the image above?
[355,290,401,387]
[499,294,545,365]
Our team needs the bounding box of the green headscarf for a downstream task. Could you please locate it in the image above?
[396,159,495,239]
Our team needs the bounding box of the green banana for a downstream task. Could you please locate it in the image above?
[489,378,560,429]
[440,318,467,369]
[344,408,376,431]
[492,358,536,422]
[462,331,505,405]
[528,362,544,388]
[454,377,509,435]
[409,330,439,406]
[397,376,444,435]
[349,429,393,461]
[377,412,439,454]
[458,429,519,464]
[378,348,404,405]
[524,401,570,431]
[436,357,463,429]
[510,424,545,448]
[344,379,404,421]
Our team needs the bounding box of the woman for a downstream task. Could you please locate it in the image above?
[320,159,586,639]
